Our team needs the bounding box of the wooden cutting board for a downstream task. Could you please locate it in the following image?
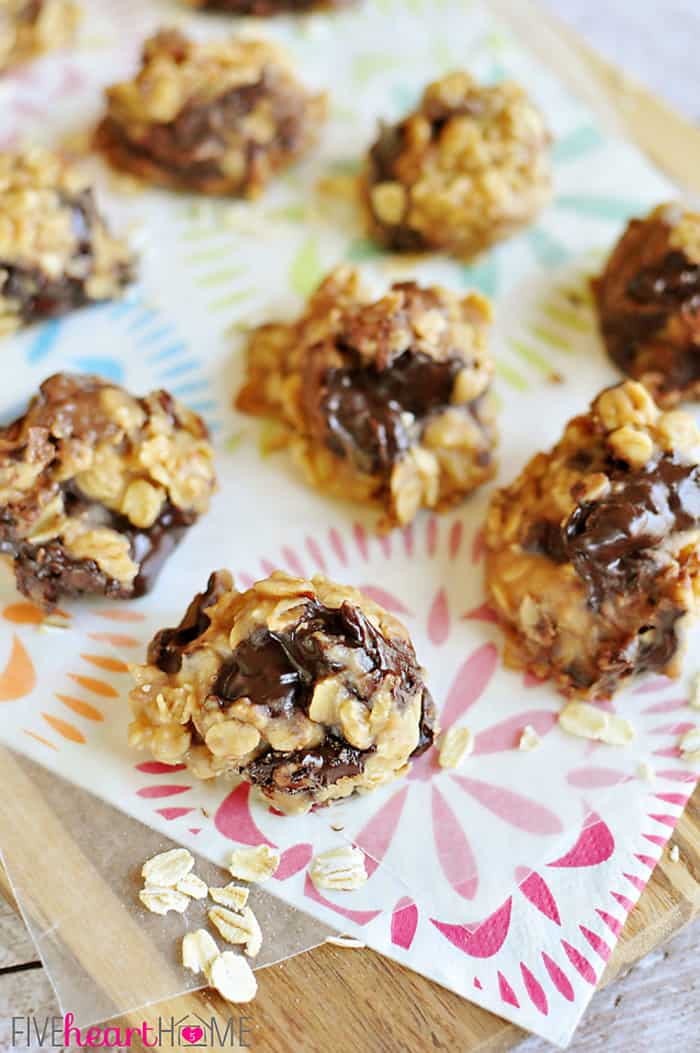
[2,6,700,1051]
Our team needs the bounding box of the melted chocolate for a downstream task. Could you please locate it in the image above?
[97,72,310,192]
[149,570,231,674]
[596,220,700,396]
[321,349,463,475]
[245,737,369,794]
[1,485,194,609]
[526,455,700,609]
[0,191,132,324]
[214,599,419,716]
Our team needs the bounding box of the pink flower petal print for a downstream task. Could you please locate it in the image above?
[282,546,305,577]
[561,940,597,985]
[274,843,313,880]
[329,528,347,565]
[452,776,564,836]
[136,784,190,799]
[391,897,418,950]
[595,909,622,936]
[441,644,498,728]
[358,585,411,616]
[520,964,548,1016]
[516,870,561,925]
[611,892,634,912]
[402,523,414,556]
[655,769,697,783]
[431,785,478,900]
[541,952,575,1002]
[547,812,614,867]
[305,536,326,572]
[471,526,485,564]
[355,786,409,877]
[566,767,629,789]
[157,807,193,820]
[580,925,611,961]
[523,670,547,688]
[135,761,186,774]
[633,676,673,695]
[431,897,512,958]
[462,603,498,624]
[426,517,438,557]
[353,522,369,560]
[498,971,520,1008]
[623,872,646,891]
[303,874,381,926]
[473,710,556,755]
[641,697,687,715]
[427,588,449,646]
[647,813,678,828]
[214,783,277,848]
[449,520,463,560]
[655,791,692,806]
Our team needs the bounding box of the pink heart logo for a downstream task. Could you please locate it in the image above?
[181,1026,204,1044]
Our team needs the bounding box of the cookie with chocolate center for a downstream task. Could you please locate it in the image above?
[95,29,327,197]
[0,149,135,337]
[485,380,700,699]
[236,266,497,529]
[0,373,217,609]
[362,71,552,259]
[594,203,700,406]
[129,570,436,813]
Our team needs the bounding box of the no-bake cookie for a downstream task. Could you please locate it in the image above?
[485,380,700,699]
[95,29,327,197]
[236,266,497,529]
[0,373,216,608]
[0,0,79,72]
[362,72,552,258]
[0,149,135,336]
[183,0,354,12]
[594,203,700,407]
[129,570,436,813]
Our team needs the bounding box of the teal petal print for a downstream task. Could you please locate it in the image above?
[551,125,604,165]
[526,227,571,269]
[460,253,499,298]
[554,194,647,223]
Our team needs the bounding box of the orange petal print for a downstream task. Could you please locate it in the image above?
[94,608,145,623]
[55,694,104,722]
[67,673,118,698]
[41,713,86,744]
[79,654,129,673]
[23,729,58,751]
[88,632,140,648]
[3,602,44,625]
[0,634,36,701]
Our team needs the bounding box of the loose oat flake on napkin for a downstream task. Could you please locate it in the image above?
[0,0,698,1045]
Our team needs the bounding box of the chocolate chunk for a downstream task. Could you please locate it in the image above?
[245,737,369,795]
[149,570,232,674]
[321,349,463,474]
[527,455,700,610]
[214,599,418,716]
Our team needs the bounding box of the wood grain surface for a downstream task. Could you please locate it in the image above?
[2,5,700,1052]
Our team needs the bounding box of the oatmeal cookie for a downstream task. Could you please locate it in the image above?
[0,149,135,337]
[95,29,327,197]
[236,266,497,529]
[0,373,216,608]
[485,380,700,699]
[593,203,700,407]
[362,71,552,258]
[129,570,437,813]
[0,0,79,71]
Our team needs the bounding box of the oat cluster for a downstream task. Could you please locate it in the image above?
[129,569,436,812]
[237,266,497,529]
[363,71,552,258]
[485,380,700,699]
